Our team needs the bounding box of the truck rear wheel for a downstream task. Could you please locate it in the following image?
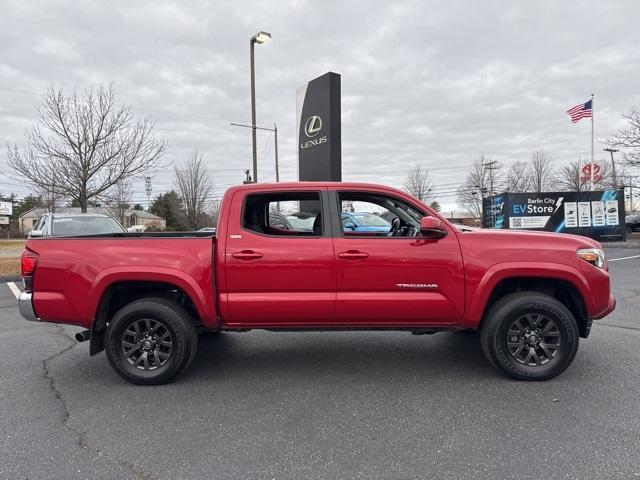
[480,292,579,381]
[105,297,198,385]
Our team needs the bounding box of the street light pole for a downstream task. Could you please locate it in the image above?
[249,31,271,183]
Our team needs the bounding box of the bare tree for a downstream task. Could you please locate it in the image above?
[403,164,433,202]
[528,150,555,192]
[209,198,221,225]
[35,186,62,213]
[557,159,621,192]
[557,160,587,191]
[7,84,167,212]
[174,151,213,229]
[503,161,531,192]
[607,108,640,167]
[456,155,501,219]
[104,180,133,227]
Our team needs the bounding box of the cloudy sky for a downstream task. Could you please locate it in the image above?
[1,0,639,211]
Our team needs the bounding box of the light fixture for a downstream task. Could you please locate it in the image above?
[251,31,271,44]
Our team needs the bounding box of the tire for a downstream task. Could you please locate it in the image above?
[480,292,579,381]
[626,225,633,233]
[105,297,198,385]
[202,330,222,337]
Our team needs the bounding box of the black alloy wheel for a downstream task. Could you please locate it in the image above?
[121,318,174,371]
[480,292,579,381]
[105,298,198,385]
[505,314,561,366]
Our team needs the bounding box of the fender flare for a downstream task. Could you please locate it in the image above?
[464,262,590,328]
[86,266,216,329]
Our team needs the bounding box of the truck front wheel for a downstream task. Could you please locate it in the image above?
[480,292,579,381]
[105,297,198,385]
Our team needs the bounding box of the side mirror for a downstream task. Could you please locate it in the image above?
[344,222,356,231]
[419,217,447,239]
[28,229,44,238]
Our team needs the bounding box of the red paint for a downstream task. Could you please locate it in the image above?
[24,182,614,331]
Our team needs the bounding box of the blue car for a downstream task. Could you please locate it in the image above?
[341,212,391,233]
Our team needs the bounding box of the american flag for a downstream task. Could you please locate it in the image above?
[566,99,593,123]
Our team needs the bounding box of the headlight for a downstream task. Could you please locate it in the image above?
[577,248,605,268]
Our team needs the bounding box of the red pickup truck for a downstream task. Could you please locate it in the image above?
[18,182,615,384]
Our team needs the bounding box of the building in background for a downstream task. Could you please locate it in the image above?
[442,211,481,227]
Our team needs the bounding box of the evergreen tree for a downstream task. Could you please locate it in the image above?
[149,191,186,231]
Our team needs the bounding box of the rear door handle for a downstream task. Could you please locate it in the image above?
[337,250,369,260]
[232,250,263,260]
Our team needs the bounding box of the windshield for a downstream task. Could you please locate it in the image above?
[52,216,125,236]
[286,215,315,230]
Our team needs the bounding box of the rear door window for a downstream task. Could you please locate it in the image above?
[243,192,323,237]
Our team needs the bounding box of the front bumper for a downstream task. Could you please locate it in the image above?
[594,293,616,320]
[18,292,39,322]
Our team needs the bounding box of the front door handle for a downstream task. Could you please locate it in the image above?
[232,250,263,260]
[337,250,369,260]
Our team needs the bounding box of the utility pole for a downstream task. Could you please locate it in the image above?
[484,162,499,196]
[273,123,279,183]
[604,147,619,188]
[629,176,636,213]
[231,122,279,182]
[478,156,487,227]
[144,176,152,209]
[483,159,500,228]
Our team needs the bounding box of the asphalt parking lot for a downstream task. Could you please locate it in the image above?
[1,247,639,480]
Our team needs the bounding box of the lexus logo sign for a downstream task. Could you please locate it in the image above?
[300,114,327,150]
[304,115,322,137]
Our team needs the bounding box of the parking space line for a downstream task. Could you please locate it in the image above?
[608,254,640,262]
[7,282,21,299]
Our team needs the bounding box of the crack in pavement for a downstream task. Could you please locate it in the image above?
[596,322,640,332]
[43,324,159,480]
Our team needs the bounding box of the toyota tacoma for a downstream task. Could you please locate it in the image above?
[18,182,615,384]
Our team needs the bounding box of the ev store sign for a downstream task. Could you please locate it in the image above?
[484,190,626,241]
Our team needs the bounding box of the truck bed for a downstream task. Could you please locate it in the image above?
[26,235,217,329]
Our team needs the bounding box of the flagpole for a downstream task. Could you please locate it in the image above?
[590,93,594,191]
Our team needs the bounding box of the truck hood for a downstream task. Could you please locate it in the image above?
[458,228,599,247]
[455,228,602,268]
